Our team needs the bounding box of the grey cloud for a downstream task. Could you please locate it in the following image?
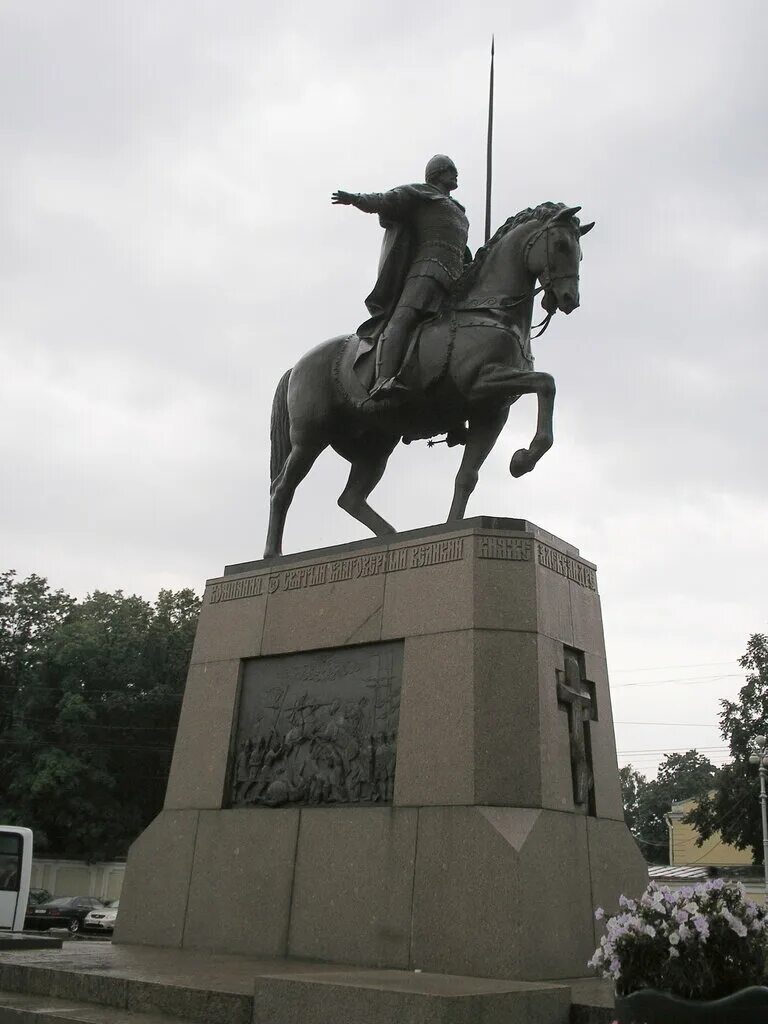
[1,0,766,773]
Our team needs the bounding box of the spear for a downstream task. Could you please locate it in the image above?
[484,35,495,243]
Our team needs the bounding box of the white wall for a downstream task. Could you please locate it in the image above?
[30,859,125,902]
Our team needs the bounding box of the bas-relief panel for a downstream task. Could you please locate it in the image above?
[229,641,402,808]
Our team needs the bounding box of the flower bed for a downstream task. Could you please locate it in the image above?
[589,879,767,1001]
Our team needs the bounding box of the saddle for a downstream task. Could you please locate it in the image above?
[335,311,456,410]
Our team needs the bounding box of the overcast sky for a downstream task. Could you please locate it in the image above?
[2,0,766,779]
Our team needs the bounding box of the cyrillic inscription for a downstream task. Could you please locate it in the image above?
[477,535,533,561]
[537,542,597,591]
[209,537,465,603]
[209,575,265,603]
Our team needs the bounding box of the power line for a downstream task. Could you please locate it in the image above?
[0,683,183,700]
[613,674,743,689]
[0,737,175,753]
[6,717,177,732]
[618,749,729,757]
[615,721,721,727]
[633,835,670,848]
[612,661,739,673]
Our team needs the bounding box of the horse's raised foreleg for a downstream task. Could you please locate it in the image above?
[333,436,398,537]
[447,409,509,521]
[473,368,556,478]
[264,439,325,557]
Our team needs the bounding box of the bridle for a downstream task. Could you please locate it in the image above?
[448,215,581,338]
[522,219,580,338]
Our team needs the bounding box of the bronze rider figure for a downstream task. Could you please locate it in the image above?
[332,154,470,400]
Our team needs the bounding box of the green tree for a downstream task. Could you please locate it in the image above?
[619,751,717,863]
[686,633,768,862]
[0,572,200,861]
[619,764,647,836]
[0,571,75,848]
[0,570,74,730]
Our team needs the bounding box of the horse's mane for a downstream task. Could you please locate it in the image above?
[451,201,575,299]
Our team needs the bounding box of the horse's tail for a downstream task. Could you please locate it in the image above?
[269,368,292,482]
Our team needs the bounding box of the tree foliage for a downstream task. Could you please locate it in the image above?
[620,751,717,863]
[686,633,768,862]
[619,764,646,837]
[0,571,199,861]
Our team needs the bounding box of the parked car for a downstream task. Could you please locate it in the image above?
[26,888,51,907]
[25,896,107,933]
[84,900,119,933]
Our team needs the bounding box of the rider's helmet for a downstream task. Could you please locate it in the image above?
[425,154,457,183]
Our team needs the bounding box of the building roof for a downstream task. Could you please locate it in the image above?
[648,865,710,881]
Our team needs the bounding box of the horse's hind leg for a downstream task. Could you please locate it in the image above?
[333,436,398,537]
[447,409,509,521]
[264,439,325,557]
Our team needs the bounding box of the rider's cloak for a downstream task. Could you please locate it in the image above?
[356,183,468,343]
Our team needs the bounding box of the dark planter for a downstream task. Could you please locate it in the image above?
[614,985,768,1023]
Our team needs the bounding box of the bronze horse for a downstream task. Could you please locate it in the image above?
[265,202,593,557]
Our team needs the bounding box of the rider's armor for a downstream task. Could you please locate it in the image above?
[354,187,469,312]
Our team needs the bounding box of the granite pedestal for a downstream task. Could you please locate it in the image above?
[116,518,645,987]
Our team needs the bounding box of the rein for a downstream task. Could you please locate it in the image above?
[523,220,579,338]
[450,218,576,339]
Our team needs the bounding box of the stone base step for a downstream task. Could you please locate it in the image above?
[0,942,613,1024]
[0,990,196,1024]
[0,950,252,1024]
[252,969,572,1023]
[0,938,62,953]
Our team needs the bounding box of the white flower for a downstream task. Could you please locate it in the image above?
[722,908,748,938]
[669,931,680,946]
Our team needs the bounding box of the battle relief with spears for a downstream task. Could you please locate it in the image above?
[230,643,403,809]
[264,151,594,557]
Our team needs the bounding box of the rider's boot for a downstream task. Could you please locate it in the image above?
[446,424,469,446]
[369,315,413,401]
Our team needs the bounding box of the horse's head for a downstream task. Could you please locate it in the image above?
[524,205,594,315]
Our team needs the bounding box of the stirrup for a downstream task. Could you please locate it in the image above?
[369,376,409,401]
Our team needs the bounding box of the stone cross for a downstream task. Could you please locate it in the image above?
[556,652,596,808]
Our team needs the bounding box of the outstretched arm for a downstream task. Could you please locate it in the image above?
[331,189,410,218]
[331,190,359,206]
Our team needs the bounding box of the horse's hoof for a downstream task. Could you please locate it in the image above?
[510,449,533,477]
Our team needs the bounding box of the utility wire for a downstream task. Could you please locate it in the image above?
[5,717,177,732]
[0,737,175,753]
[612,661,740,673]
[0,683,183,699]
[618,747,728,755]
[615,721,723,727]
[613,674,743,688]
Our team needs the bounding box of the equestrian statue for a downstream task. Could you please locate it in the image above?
[264,154,593,557]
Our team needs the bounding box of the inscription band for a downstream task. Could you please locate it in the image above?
[536,542,597,591]
[210,537,465,604]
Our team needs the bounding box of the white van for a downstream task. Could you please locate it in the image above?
[0,827,33,932]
